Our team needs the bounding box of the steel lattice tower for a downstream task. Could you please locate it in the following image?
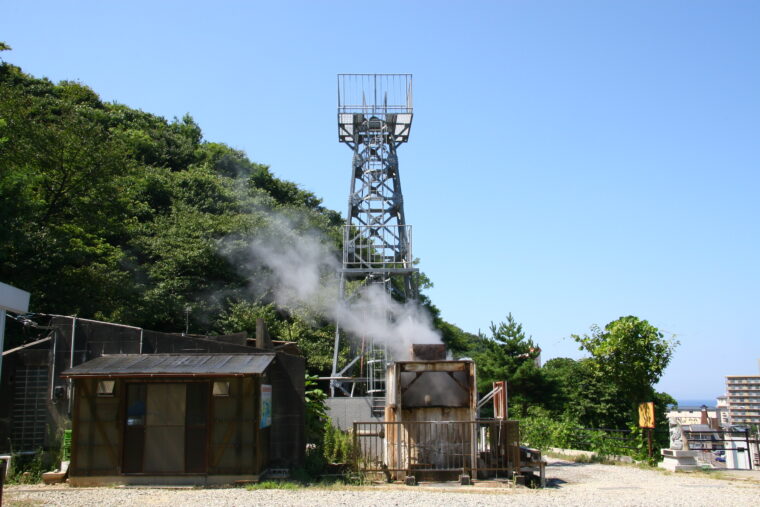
[330,74,417,402]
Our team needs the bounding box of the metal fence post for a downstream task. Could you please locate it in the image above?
[353,422,359,474]
[746,429,753,470]
[0,458,5,506]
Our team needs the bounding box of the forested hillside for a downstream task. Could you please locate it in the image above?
[0,60,480,375]
[0,60,338,370]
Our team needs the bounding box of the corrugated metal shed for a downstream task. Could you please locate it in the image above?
[61,353,275,377]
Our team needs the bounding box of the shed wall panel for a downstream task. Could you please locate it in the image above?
[269,353,305,468]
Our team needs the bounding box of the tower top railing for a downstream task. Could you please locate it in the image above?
[338,74,413,115]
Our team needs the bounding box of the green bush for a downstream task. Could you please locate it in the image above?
[518,410,650,461]
[322,422,355,464]
[305,375,328,446]
[292,445,327,483]
[5,449,46,484]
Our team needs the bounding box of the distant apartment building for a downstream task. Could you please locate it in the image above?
[725,373,760,426]
[716,396,730,426]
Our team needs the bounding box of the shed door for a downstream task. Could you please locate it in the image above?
[144,383,186,473]
[123,382,209,474]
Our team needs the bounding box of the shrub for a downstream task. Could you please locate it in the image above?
[322,422,355,464]
[5,449,46,484]
[518,413,650,461]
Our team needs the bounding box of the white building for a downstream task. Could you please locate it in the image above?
[666,406,717,427]
[716,396,730,426]
[726,371,760,426]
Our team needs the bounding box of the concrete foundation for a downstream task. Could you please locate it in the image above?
[68,474,261,487]
[659,449,701,471]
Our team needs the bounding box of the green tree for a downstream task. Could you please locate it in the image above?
[572,316,678,420]
[476,314,550,417]
[216,301,338,376]
[0,61,344,343]
[0,118,7,144]
[0,71,137,319]
[543,357,632,428]
[542,357,581,415]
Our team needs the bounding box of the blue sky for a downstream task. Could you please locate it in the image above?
[2,1,759,401]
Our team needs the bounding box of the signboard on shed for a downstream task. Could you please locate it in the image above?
[260,384,272,428]
[639,401,655,428]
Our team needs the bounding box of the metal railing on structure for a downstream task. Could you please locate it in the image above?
[353,420,520,481]
[337,74,412,114]
[343,225,413,271]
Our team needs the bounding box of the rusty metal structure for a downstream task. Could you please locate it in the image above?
[354,419,521,483]
[331,74,417,403]
[380,344,483,480]
[385,344,477,425]
[352,344,544,485]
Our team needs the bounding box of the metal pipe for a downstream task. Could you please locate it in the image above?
[68,317,76,414]
[49,330,57,400]
[329,276,346,397]
[39,314,138,329]
[0,309,5,380]
[2,335,52,357]
[70,317,76,368]
[746,429,753,470]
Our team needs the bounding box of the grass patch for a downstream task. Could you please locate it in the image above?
[244,477,378,491]
[6,500,46,507]
[674,468,760,484]
[544,451,620,465]
[245,480,301,490]
[694,470,730,480]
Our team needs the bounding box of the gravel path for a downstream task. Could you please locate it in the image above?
[5,459,760,506]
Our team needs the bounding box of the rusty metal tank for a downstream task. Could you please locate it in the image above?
[383,344,477,479]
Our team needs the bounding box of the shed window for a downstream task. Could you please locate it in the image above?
[97,380,116,396]
[212,381,230,397]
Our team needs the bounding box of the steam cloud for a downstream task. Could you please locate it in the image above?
[245,214,441,360]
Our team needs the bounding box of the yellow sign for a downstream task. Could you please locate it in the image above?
[639,402,655,428]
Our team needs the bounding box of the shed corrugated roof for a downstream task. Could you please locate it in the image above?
[61,353,275,377]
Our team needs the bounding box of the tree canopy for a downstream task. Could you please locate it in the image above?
[475,313,551,417]
[474,314,677,432]
[572,315,678,410]
[0,61,345,374]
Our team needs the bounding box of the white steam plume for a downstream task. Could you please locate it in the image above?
[246,214,441,360]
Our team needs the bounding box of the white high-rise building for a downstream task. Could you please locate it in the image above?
[725,366,760,426]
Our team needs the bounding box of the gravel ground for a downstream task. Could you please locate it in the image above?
[5,458,760,507]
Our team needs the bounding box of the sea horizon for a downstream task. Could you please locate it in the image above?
[676,398,718,408]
